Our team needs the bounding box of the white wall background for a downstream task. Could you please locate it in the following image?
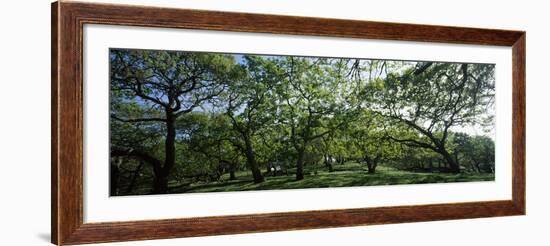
[0,0,548,245]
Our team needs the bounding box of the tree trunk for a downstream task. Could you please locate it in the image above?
[153,111,176,194]
[127,160,144,193]
[325,154,334,172]
[338,156,345,165]
[469,163,477,173]
[153,174,167,194]
[229,162,236,180]
[440,148,460,173]
[110,158,121,196]
[367,165,376,174]
[365,155,377,174]
[244,136,264,183]
[454,152,460,168]
[296,149,305,180]
[474,161,482,173]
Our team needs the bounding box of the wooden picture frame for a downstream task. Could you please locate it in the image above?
[51,1,525,245]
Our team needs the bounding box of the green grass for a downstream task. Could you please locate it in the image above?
[169,162,494,194]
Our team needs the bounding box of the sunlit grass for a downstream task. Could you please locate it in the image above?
[169,162,494,194]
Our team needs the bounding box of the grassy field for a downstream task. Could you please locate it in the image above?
[169,162,494,194]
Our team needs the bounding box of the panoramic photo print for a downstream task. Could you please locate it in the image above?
[109,48,496,196]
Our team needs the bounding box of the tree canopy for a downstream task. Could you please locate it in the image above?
[109,49,496,196]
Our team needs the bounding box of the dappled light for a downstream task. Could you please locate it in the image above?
[109,49,495,196]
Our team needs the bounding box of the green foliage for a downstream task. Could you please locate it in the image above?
[109,49,496,196]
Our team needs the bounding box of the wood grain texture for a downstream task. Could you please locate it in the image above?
[65,1,524,46]
[512,34,526,213]
[51,2,59,244]
[52,1,85,244]
[51,1,526,245]
[64,201,519,245]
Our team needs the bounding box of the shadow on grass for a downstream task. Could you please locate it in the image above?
[166,164,495,194]
[174,179,253,193]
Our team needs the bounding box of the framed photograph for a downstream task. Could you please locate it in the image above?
[52,1,525,245]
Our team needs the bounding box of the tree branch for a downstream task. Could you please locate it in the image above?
[110,146,162,169]
[111,115,167,123]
